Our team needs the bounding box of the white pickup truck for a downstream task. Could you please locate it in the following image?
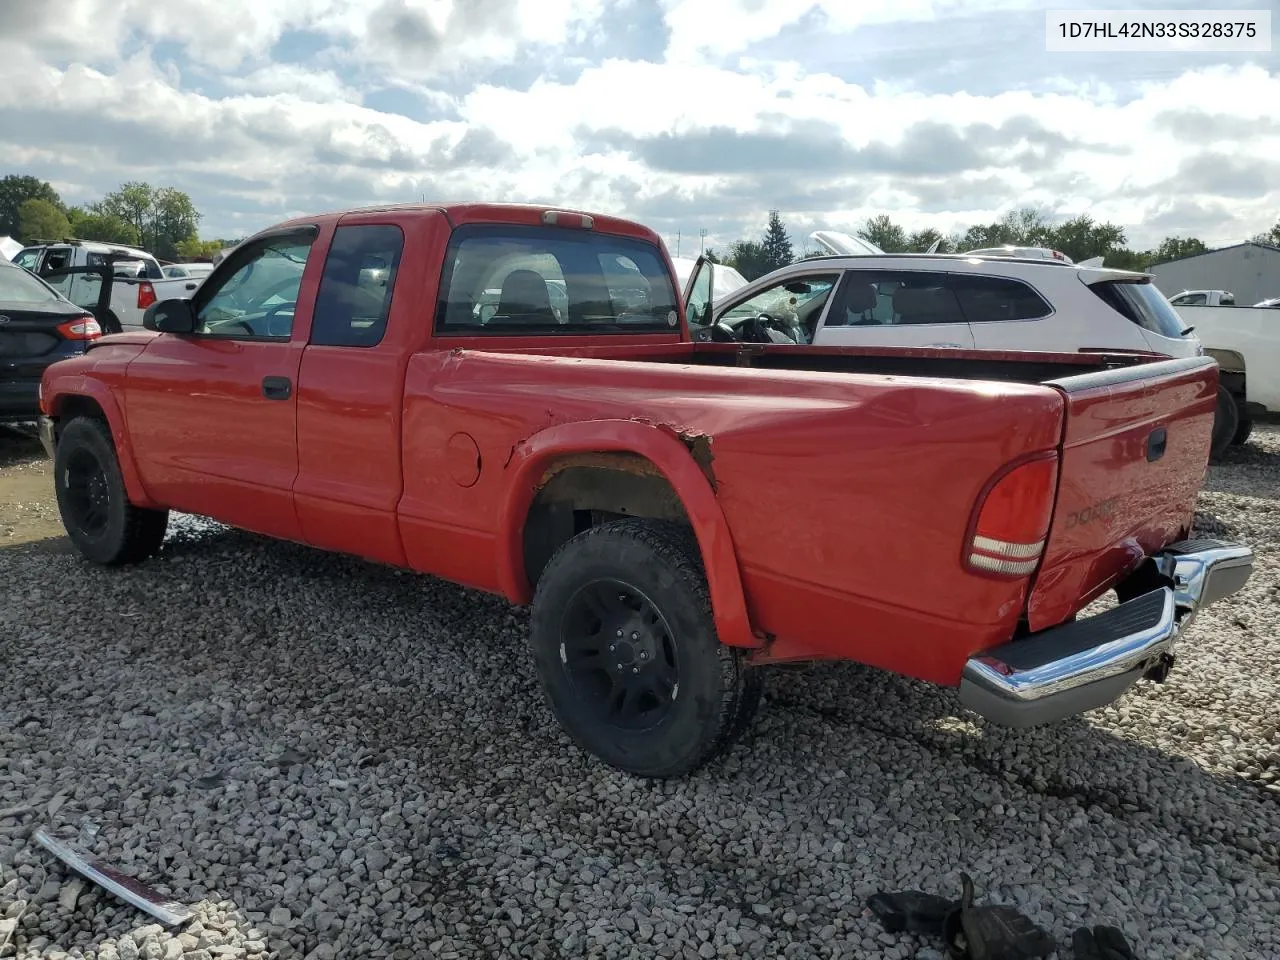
[1167,295,1279,444]
[11,239,202,333]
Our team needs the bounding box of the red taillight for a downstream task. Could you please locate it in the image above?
[137,282,157,310]
[56,315,102,341]
[966,455,1059,578]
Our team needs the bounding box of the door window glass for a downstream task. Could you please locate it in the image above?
[310,224,405,347]
[195,234,315,339]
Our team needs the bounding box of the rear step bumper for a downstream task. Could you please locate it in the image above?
[960,538,1253,728]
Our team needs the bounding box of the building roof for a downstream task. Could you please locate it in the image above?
[1149,240,1280,269]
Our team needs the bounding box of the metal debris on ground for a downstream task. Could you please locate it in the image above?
[32,828,195,927]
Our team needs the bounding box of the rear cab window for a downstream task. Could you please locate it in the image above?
[435,225,678,335]
[1090,279,1191,339]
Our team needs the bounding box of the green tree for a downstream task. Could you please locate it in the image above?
[94,181,154,244]
[175,237,224,260]
[724,239,772,281]
[761,209,794,272]
[859,214,909,252]
[959,206,1054,251]
[1150,236,1209,264]
[93,181,202,259]
[1101,248,1152,272]
[1249,221,1279,247]
[151,187,201,259]
[1044,214,1127,262]
[1,174,63,239]
[66,206,141,245]
[907,227,952,253]
[17,198,71,242]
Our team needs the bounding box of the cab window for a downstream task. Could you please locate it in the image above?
[194,232,316,339]
[435,225,678,334]
[310,224,404,347]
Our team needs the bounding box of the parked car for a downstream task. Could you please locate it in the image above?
[1255,298,1280,308]
[1170,289,1235,307]
[0,258,101,422]
[12,239,198,332]
[681,252,1235,451]
[1168,298,1280,445]
[161,262,215,282]
[38,202,1251,778]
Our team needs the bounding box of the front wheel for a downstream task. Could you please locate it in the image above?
[529,518,760,778]
[53,416,169,565]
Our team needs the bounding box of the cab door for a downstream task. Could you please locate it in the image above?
[123,225,329,540]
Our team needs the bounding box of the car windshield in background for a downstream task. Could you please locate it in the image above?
[1090,279,1190,339]
[0,262,61,303]
[436,225,679,334]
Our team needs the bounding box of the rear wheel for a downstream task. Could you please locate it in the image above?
[1209,386,1239,460]
[53,416,168,564]
[1232,417,1253,446]
[529,518,759,778]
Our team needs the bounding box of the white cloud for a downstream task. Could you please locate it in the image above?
[0,0,1276,252]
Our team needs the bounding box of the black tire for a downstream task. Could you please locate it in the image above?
[53,416,168,565]
[102,311,123,335]
[1209,386,1239,460]
[1232,418,1253,446]
[529,518,759,778]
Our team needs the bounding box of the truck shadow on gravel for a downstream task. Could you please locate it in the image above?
[0,424,42,468]
[140,522,1280,865]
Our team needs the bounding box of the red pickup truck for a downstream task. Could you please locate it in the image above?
[37,202,1253,778]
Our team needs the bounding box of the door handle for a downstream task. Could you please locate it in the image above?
[1146,427,1167,462]
[185,282,197,291]
[262,376,292,401]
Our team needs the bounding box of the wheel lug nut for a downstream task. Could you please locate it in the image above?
[631,632,639,640]
[616,629,623,637]
[632,667,639,673]
[640,652,648,660]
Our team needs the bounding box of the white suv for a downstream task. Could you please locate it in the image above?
[680,253,1243,453]
[684,252,1201,358]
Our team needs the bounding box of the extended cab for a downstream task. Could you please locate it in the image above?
[37,203,1254,778]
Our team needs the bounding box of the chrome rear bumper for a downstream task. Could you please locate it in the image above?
[959,538,1253,728]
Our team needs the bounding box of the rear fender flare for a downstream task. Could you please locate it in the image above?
[497,419,761,649]
[46,379,158,509]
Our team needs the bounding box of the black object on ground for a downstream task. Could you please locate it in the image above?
[1072,925,1138,960]
[942,873,1056,960]
[867,889,958,935]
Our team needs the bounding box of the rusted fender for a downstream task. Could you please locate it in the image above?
[496,418,762,649]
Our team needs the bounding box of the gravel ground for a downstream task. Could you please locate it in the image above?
[2,423,1279,960]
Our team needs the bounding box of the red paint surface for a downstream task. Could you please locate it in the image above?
[39,203,1221,689]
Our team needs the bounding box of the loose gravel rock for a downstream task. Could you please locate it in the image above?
[2,425,1279,959]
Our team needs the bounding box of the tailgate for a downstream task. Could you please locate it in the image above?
[1026,356,1218,632]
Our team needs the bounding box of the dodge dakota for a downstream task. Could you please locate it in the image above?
[37,202,1254,778]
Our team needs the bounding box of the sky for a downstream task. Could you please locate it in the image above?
[1,0,1277,254]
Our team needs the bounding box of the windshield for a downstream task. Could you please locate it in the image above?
[0,262,61,303]
[1090,279,1190,339]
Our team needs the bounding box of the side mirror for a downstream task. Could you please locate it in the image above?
[144,298,196,334]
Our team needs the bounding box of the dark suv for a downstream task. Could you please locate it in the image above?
[0,259,103,423]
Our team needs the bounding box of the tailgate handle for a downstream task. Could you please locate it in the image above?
[1146,427,1167,462]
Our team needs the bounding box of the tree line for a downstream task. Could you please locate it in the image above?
[707,207,1280,282]
[0,173,233,261]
